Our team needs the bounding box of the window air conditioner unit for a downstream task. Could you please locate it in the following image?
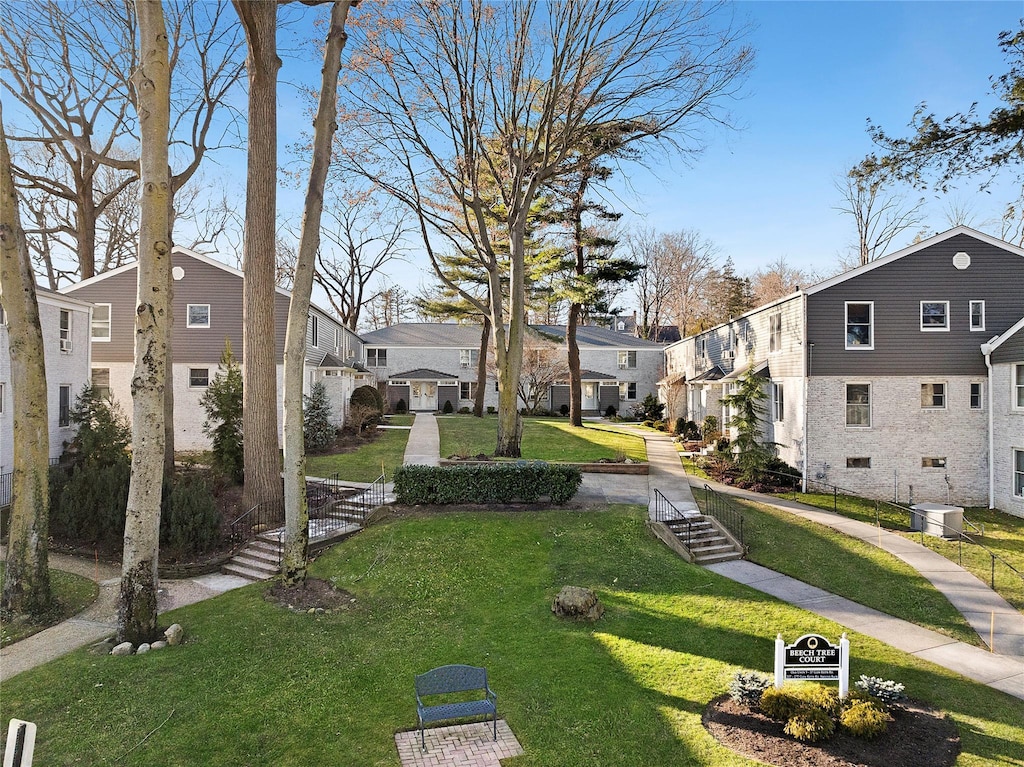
[721,349,734,360]
[60,339,73,352]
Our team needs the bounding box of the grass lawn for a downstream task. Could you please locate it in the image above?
[306,427,411,483]
[0,569,98,647]
[384,414,415,427]
[699,494,983,646]
[2,508,1022,766]
[774,490,1024,612]
[437,415,647,462]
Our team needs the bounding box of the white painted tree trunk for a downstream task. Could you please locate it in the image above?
[119,0,171,645]
[281,0,352,585]
[0,102,52,617]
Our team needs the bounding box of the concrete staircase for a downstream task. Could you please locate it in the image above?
[664,516,742,565]
[222,535,283,582]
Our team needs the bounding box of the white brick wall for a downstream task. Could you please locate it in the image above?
[991,362,1024,518]
[807,376,989,506]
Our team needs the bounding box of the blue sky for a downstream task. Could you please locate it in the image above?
[612,1,1022,277]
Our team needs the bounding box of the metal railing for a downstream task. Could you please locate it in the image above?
[1,458,63,509]
[228,497,284,550]
[652,488,696,549]
[702,483,745,548]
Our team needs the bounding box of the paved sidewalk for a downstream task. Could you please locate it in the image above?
[403,412,440,466]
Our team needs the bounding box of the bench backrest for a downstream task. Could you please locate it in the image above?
[415,665,488,696]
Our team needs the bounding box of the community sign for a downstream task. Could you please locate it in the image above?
[774,633,850,696]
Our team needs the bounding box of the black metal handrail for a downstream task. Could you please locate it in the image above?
[652,488,695,549]
[702,483,745,548]
[228,498,284,549]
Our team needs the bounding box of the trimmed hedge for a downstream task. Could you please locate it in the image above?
[394,463,582,505]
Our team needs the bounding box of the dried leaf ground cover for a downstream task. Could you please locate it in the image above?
[2,507,1021,766]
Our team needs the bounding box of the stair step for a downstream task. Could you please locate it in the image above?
[690,543,736,555]
[222,562,277,582]
[232,553,280,572]
[694,550,743,564]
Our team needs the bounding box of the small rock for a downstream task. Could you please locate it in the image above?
[89,639,116,656]
[624,458,634,464]
[164,623,184,646]
[136,643,151,654]
[151,641,167,650]
[111,642,134,656]
[307,607,316,615]
[552,586,604,622]
[315,607,325,614]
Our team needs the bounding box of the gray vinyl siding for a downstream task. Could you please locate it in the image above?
[599,384,620,413]
[807,234,1024,376]
[992,326,1024,365]
[387,384,411,411]
[438,385,459,411]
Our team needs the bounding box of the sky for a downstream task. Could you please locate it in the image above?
[269,0,1024,297]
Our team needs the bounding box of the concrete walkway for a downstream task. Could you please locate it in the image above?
[403,412,440,466]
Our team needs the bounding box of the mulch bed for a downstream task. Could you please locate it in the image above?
[264,578,358,613]
[703,694,960,767]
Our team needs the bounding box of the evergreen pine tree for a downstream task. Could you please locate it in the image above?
[200,341,244,483]
[303,380,336,451]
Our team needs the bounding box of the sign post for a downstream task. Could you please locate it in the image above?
[774,632,850,698]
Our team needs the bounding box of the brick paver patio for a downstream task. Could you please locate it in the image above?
[394,720,523,766]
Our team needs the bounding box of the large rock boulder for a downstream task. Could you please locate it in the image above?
[552,586,604,622]
[164,624,184,646]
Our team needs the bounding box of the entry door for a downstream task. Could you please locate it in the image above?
[411,382,437,410]
[582,383,597,411]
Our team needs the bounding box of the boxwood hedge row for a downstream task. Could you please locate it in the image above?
[394,463,582,505]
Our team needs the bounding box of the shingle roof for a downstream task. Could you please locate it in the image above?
[388,368,461,380]
[360,322,668,350]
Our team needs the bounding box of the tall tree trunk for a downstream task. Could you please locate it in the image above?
[234,0,283,510]
[281,0,351,586]
[119,0,171,645]
[473,316,489,417]
[0,103,52,618]
[164,179,175,478]
[75,184,97,281]
[567,302,582,427]
[493,208,527,457]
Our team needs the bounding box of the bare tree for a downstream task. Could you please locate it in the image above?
[0,103,52,618]
[314,191,409,330]
[363,285,413,331]
[119,0,171,645]
[515,340,569,415]
[835,170,926,267]
[632,228,718,336]
[749,255,807,307]
[631,228,672,340]
[341,0,752,456]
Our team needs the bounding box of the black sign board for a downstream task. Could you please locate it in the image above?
[783,634,840,680]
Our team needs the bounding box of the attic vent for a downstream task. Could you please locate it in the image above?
[172,266,185,280]
[952,252,971,270]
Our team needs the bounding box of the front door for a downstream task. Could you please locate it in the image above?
[411,382,437,411]
[582,383,597,411]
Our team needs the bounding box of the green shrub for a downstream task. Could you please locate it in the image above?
[675,418,700,440]
[855,675,906,703]
[393,463,582,505]
[605,405,616,417]
[200,342,244,484]
[802,684,842,718]
[728,670,773,708]
[442,400,454,414]
[49,461,131,545]
[701,414,719,440]
[784,708,835,743]
[458,406,472,414]
[160,473,221,558]
[67,384,131,466]
[840,700,889,739]
[351,385,384,413]
[486,406,495,414]
[394,398,408,414]
[652,420,666,431]
[759,687,804,721]
[303,381,336,452]
[559,404,569,416]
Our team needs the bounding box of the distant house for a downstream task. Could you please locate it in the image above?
[605,312,681,343]
[61,247,370,450]
[0,288,93,476]
[663,227,1024,515]
[359,322,666,415]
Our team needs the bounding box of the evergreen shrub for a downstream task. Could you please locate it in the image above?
[784,708,835,743]
[728,670,773,707]
[200,342,244,483]
[160,473,220,558]
[442,400,454,414]
[394,463,582,505]
[605,405,616,417]
[394,398,408,414]
[303,381,335,451]
[839,700,889,739]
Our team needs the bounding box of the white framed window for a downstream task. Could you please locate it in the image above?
[0,381,4,414]
[619,381,637,400]
[92,368,111,400]
[187,304,210,328]
[188,368,210,388]
[769,313,782,353]
[460,349,479,368]
[617,350,637,369]
[58,384,71,427]
[460,381,477,400]
[845,302,873,349]
[920,301,949,331]
[59,309,72,352]
[1015,364,1024,409]
[0,302,5,325]
[969,300,985,331]
[1014,449,1024,498]
[921,382,946,409]
[366,348,387,367]
[922,457,947,469]
[846,457,871,469]
[334,327,341,355]
[771,382,784,422]
[311,314,319,346]
[91,303,111,341]
[970,382,983,410]
[846,383,870,427]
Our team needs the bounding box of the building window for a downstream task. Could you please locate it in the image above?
[695,338,707,360]
[91,303,111,341]
[970,382,983,410]
[59,309,72,351]
[366,348,387,367]
[846,383,870,427]
[187,304,210,328]
[0,381,4,414]
[922,457,947,469]
[617,350,637,369]
[1014,449,1024,498]
[771,382,784,422]
[1016,364,1024,409]
[619,381,637,400]
[845,302,873,349]
[311,314,319,346]
[460,381,477,400]
[769,313,782,353]
[92,368,111,400]
[460,349,479,368]
[846,457,871,469]
[921,382,946,409]
[969,300,985,331]
[920,301,949,331]
[189,368,210,388]
[0,302,5,325]
[59,385,71,427]
[334,327,341,355]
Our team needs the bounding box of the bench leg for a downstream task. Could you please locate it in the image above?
[420,719,426,751]
[493,711,497,741]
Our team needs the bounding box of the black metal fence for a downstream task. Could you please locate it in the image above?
[701,483,745,549]
[0,458,62,510]
[228,497,284,549]
[652,489,697,549]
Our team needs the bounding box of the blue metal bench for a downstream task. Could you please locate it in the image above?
[415,664,498,750]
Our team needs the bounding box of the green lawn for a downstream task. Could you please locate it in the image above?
[437,416,647,462]
[2,508,1022,766]
[0,569,99,647]
[305,427,411,483]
